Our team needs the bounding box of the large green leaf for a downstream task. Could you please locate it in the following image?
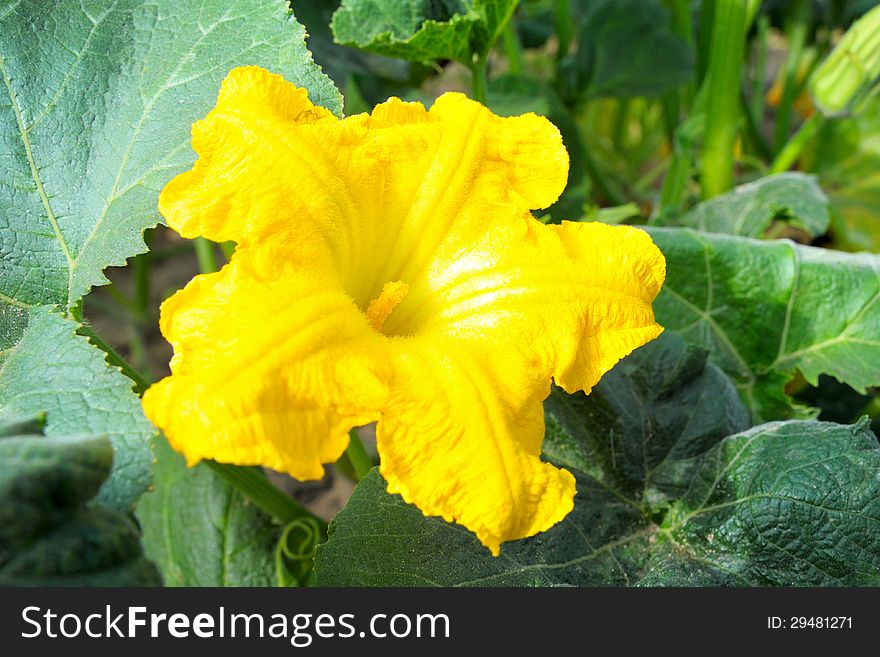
[315,336,880,585]
[648,227,880,421]
[650,418,880,586]
[543,333,750,503]
[0,416,160,586]
[136,436,282,587]
[0,306,153,512]
[0,0,341,317]
[331,0,518,65]
[560,0,693,101]
[660,173,831,238]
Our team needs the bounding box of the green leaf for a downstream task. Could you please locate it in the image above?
[655,419,880,586]
[315,336,880,585]
[0,0,341,314]
[331,0,518,65]
[295,0,416,92]
[648,227,880,421]
[543,332,750,503]
[560,0,693,101]
[0,426,160,586]
[661,173,831,238]
[136,435,283,587]
[0,306,153,512]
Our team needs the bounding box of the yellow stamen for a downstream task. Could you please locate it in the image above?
[366,280,409,332]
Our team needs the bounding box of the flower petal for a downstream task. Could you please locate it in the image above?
[376,337,576,556]
[141,245,392,480]
[392,217,666,393]
[158,67,569,309]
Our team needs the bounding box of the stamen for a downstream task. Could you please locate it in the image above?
[366,280,410,333]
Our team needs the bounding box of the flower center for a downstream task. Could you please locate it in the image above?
[366,280,410,333]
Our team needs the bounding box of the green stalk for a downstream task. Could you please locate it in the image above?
[664,0,695,112]
[554,0,574,61]
[501,18,524,75]
[194,236,218,274]
[772,0,811,154]
[344,429,373,480]
[700,0,747,199]
[697,0,716,84]
[133,231,151,321]
[612,98,630,152]
[661,93,680,147]
[220,241,236,261]
[740,90,771,162]
[769,112,823,173]
[751,13,770,128]
[470,53,489,104]
[206,462,326,530]
[659,150,690,215]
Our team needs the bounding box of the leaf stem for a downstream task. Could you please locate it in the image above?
[220,241,236,261]
[769,112,823,173]
[772,0,811,154]
[554,0,574,61]
[205,461,326,529]
[470,53,489,104]
[612,98,630,152]
[194,236,218,274]
[501,18,523,75]
[344,429,373,480]
[700,0,747,198]
[750,13,770,126]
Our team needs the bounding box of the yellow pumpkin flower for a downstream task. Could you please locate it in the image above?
[142,66,665,555]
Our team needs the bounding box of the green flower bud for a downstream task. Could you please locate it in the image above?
[809,5,880,117]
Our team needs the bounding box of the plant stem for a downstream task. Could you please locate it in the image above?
[470,53,489,104]
[194,236,218,274]
[697,0,716,84]
[344,429,373,480]
[664,0,695,111]
[501,18,523,75]
[772,0,811,153]
[751,13,770,129]
[659,149,690,216]
[554,0,574,61]
[612,98,630,151]
[220,241,236,261]
[133,232,151,321]
[205,461,326,529]
[740,90,772,161]
[700,0,747,198]
[661,93,681,147]
[769,112,823,173]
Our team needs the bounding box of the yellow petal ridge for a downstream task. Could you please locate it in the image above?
[145,65,666,555]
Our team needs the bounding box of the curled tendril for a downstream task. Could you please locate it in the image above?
[275,516,324,587]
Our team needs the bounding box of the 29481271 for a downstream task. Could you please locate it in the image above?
[767,617,853,629]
